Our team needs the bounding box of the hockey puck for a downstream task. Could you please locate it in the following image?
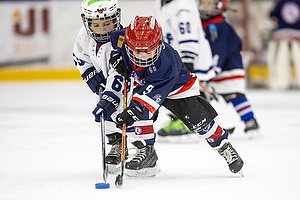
[95,183,110,189]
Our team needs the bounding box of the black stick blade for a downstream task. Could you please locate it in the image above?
[115,174,123,188]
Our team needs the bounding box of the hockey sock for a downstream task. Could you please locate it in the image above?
[133,121,155,145]
[207,129,228,148]
[196,120,228,148]
[231,97,255,122]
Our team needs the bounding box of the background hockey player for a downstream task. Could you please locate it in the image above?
[72,0,129,174]
[156,0,216,138]
[267,0,300,90]
[94,15,244,178]
[199,0,260,137]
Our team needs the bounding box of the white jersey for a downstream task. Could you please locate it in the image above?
[73,26,112,79]
[73,27,152,139]
[73,26,126,135]
[156,0,215,81]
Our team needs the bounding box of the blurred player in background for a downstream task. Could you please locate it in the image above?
[199,0,259,137]
[267,0,300,90]
[96,15,244,178]
[156,0,259,139]
[156,0,216,139]
[72,0,128,174]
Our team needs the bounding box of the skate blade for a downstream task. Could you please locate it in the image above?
[245,129,262,139]
[107,164,121,174]
[125,165,161,179]
[238,169,244,177]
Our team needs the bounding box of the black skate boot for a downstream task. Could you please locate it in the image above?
[125,140,160,178]
[244,119,260,139]
[244,119,259,133]
[106,134,128,174]
[216,140,244,176]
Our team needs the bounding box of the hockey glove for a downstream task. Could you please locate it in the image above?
[109,53,130,78]
[181,56,194,72]
[81,67,106,95]
[92,91,120,122]
[116,106,143,128]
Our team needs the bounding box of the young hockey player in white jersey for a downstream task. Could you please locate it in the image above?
[156,0,216,138]
[72,0,129,174]
[93,15,244,178]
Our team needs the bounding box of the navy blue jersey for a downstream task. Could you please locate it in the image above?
[202,16,244,73]
[110,28,199,115]
[270,0,300,30]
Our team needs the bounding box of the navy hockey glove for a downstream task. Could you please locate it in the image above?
[109,53,130,78]
[92,91,120,122]
[81,67,106,95]
[116,106,143,128]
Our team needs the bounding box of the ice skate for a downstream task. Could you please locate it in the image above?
[244,119,260,139]
[157,115,197,143]
[106,134,128,174]
[125,140,160,178]
[216,140,244,175]
[157,118,191,136]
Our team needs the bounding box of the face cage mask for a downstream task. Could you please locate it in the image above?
[125,43,162,68]
[199,1,222,19]
[81,10,121,43]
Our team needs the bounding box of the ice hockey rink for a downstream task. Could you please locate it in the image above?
[1,81,300,200]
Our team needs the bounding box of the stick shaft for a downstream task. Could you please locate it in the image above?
[120,78,128,178]
[199,80,211,95]
[99,88,108,183]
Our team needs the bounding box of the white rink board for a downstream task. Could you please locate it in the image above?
[0,0,157,67]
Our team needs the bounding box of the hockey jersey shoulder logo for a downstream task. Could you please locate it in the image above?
[117,35,125,48]
[208,24,218,42]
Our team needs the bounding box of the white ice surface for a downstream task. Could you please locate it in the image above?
[1,81,300,200]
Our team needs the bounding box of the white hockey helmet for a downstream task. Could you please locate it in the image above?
[199,0,230,19]
[81,0,121,43]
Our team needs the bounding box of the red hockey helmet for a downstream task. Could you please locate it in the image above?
[199,0,230,19]
[125,16,162,67]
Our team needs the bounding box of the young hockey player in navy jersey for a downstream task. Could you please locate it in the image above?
[93,15,244,178]
[72,0,130,174]
[199,0,260,137]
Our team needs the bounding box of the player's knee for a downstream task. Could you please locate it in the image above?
[196,120,217,137]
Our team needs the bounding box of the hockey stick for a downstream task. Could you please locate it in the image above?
[199,81,235,134]
[199,80,218,102]
[115,72,129,188]
[95,87,110,189]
